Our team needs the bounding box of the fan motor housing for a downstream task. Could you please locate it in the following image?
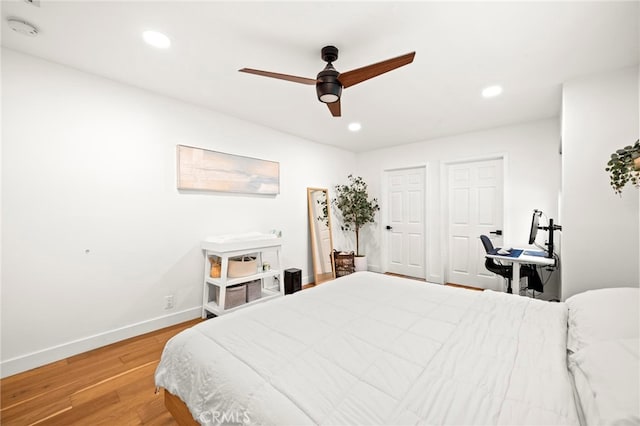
[316,67,342,103]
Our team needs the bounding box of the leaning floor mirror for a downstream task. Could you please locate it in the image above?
[307,187,335,285]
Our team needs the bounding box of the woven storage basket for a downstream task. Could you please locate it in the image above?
[333,250,355,278]
[228,255,258,278]
[215,284,246,309]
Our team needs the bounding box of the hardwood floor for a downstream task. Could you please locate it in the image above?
[1,318,202,425]
[385,272,483,291]
[444,282,484,291]
[384,272,427,282]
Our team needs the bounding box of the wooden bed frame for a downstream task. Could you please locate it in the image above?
[164,389,199,426]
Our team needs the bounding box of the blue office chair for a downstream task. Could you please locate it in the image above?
[480,235,543,294]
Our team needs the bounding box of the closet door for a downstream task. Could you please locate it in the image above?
[447,158,503,290]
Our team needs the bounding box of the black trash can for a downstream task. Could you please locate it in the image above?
[284,268,302,294]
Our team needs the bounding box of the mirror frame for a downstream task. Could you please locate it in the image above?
[307,187,335,285]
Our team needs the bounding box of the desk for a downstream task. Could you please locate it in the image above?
[485,250,555,294]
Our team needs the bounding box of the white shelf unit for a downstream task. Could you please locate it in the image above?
[201,238,283,317]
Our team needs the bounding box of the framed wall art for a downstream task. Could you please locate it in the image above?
[177,145,279,195]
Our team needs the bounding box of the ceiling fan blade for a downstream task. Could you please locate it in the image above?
[327,100,341,117]
[238,68,317,85]
[338,52,416,89]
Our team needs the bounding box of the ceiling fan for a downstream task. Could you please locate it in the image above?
[239,46,416,117]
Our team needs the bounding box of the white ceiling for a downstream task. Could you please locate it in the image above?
[2,1,638,152]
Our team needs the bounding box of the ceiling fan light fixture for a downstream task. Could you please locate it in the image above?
[319,93,339,103]
[316,82,341,103]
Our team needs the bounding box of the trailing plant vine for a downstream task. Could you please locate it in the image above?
[606,139,640,195]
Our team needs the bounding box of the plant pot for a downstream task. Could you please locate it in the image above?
[354,255,367,272]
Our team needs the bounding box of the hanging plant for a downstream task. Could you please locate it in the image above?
[605,139,640,195]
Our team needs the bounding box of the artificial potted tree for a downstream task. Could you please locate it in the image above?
[332,174,380,271]
[606,139,640,195]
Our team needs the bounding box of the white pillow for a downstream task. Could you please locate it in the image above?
[569,338,639,426]
[565,287,639,353]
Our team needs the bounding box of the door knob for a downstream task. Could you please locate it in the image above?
[386,225,393,230]
[489,230,502,236]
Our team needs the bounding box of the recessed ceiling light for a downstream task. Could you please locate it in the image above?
[142,30,171,49]
[348,122,362,132]
[482,85,503,98]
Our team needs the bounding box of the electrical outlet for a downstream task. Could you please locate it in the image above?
[164,295,174,310]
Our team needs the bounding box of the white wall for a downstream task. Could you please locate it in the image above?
[355,119,562,297]
[1,49,355,376]
[561,66,640,300]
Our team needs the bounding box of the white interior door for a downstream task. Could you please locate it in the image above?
[385,167,425,278]
[447,158,503,289]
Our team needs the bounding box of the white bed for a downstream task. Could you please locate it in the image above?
[155,272,639,425]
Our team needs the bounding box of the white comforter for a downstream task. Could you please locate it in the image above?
[155,272,580,425]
